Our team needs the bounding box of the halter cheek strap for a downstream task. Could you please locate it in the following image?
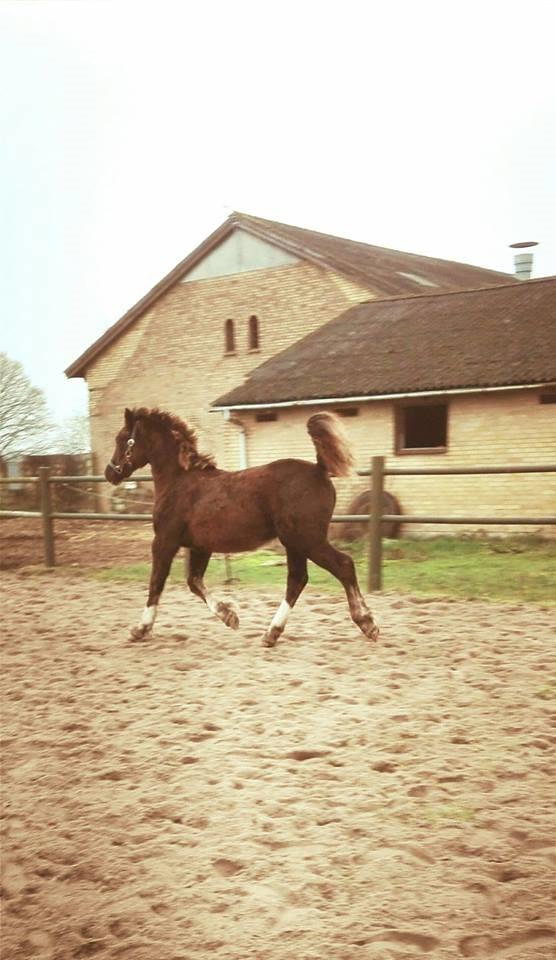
[109,429,137,475]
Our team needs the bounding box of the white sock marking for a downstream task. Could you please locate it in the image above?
[206,593,219,616]
[270,600,291,631]
[141,605,157,627]
[347,586,366,620]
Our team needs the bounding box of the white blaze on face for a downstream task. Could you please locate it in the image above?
[270,600,291,632]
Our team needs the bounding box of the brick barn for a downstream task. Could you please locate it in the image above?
[66,213,556,532]
[213,277,556,536]
[66,212,519,494]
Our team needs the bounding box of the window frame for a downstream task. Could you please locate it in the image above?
[394,399,449,455]
[5,457,24,490]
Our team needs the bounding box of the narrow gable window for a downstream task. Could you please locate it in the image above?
[396,402,448,454]
[225,319,236,354]
[249,315,260,351]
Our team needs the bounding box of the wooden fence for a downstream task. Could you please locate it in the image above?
[1,461,555,590]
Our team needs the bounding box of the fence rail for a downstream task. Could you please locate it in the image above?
[2,461,555,589]
[357,465,556,476]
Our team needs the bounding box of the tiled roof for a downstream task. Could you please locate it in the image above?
[65,212,515,378]
[212,277,556,408]
[235,213,514,295]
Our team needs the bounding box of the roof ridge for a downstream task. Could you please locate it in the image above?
[232,212,515,279]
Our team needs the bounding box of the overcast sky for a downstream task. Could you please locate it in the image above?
[1,0,555,424]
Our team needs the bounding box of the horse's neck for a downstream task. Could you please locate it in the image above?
[150,459,179,488]
[148,440,182,490]
[147,431,203,489]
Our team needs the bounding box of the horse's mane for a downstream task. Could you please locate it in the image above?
[132,407,217,472]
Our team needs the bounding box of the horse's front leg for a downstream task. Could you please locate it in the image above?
[187,547,239,630]
[130,536,179,641]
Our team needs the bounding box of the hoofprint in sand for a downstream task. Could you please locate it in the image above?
[1,572,555,960]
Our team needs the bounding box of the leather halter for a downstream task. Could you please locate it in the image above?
[109,431,136,475]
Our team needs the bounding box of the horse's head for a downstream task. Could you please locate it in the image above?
[105,408,149,485]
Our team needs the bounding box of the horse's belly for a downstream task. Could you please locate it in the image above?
[211,531,271,553]
[188,507,274,554]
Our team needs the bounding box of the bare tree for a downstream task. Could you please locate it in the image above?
[0,353,53,459]
[52,414,91,454]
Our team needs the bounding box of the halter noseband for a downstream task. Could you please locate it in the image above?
[109,434,136,476]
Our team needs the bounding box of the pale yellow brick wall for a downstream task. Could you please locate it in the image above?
[84,261,372,485]
[235,390,556,537]
[82,260,555,536]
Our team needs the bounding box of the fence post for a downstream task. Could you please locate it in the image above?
[39,466,55,567]
[368,456,384,592]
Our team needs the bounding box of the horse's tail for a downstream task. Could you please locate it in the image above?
[307,412,355,478]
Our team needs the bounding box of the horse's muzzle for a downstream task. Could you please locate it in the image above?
[105,462,126,485]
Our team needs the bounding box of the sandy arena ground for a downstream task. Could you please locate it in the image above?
[1,547,555,959]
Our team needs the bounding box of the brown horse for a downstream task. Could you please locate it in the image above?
[105,407,379,647]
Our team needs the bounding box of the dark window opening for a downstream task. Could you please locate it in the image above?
[225,318,235,354]
[255,411,278,422]
[249,315,260,350]
[335,407,359,418]
[396,403,448,453]
[539,388,556,404]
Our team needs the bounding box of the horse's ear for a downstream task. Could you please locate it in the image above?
[124,408,134,430]
[177,448,192,471]
[171,430,191,470]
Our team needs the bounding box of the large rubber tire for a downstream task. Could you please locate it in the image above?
[341,489,402,541]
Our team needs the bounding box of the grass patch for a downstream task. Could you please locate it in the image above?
[94,550,338,591]
[382,535,556,603]
[92,535,556,605]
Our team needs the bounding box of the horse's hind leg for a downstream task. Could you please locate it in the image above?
[263,548,308,648]
[130,535,179,641]
[307,541,379,642]
[187,547,239,630]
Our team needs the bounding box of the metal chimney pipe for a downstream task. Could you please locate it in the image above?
[509,241,538,280]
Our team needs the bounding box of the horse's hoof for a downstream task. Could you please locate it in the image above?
[262,627,280,648]
[216,601,240,630]
[359,617,379,642]
[129,625,152,642]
